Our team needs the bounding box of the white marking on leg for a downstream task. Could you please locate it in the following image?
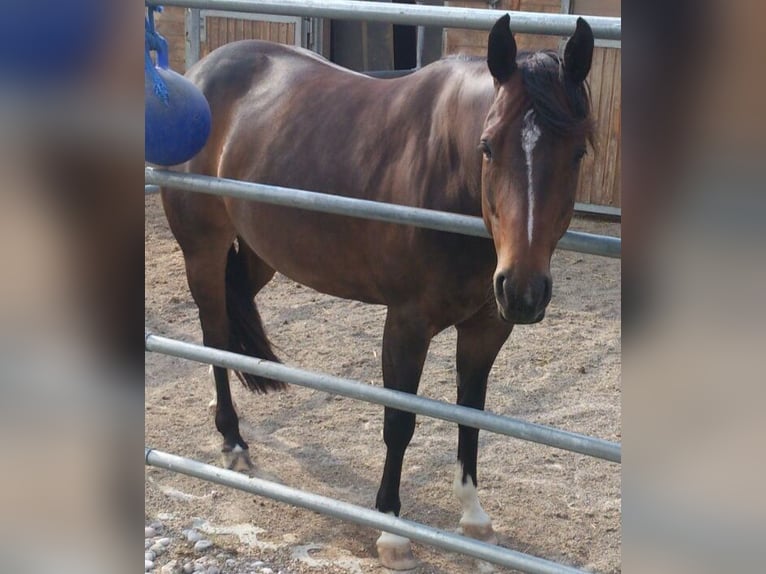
[377,512,410,548]
[453,464,492,529]
[521,109,541,245]
[454,464,497,544]
[376,529,411,549]
[208,365,217,411]
[223,443,253,472]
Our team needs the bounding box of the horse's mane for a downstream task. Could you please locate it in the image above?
[443,50,595,146]
[518,50,595,147]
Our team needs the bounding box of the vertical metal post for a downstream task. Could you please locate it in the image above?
[416,0,444,66]
[185,8,202,71]
[310,17,324,54]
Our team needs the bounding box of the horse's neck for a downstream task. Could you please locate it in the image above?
[397,61,494,215]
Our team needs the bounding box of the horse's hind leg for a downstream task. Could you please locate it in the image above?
[207,241,277,412]
[179,235,253,470]
[453,309,512,543]
[209,240,282,471]
[374,307,432,571]
[163,188,276,470]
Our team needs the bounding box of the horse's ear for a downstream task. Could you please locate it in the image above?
[487,14,517,84]
[564,17,594,84]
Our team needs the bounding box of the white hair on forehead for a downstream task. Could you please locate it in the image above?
[521,108,541,245]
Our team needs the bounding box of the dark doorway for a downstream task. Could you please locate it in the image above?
[393,1,417,69]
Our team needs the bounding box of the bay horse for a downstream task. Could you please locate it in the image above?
[160,15,594,570]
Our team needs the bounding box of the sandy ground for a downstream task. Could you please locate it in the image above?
[145,193,621,573]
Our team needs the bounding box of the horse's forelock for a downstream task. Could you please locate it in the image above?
[519,50,595,146]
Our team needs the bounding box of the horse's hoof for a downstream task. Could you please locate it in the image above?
[376,531,418,571]
[222,445,253,472]
[459,520,498,545]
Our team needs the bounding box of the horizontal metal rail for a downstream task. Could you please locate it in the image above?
[151,0,621,40]
[574,202,621,221]
[146,168,621,258]
[145,333,621,463]
[145,447,590,574]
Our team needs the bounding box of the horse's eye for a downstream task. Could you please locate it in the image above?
[574,148,587,164]
[479,140,493,161]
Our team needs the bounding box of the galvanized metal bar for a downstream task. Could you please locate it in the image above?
[145,168,621,258]
[145,333,621,463]
[145,184,161,195]
[556,229,619,258]
[574,202,621,220]
[145,447,590,574]
[184,8,201,70]
[150,0,621,40]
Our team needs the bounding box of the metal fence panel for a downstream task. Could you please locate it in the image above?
[145,168,621,258]
[145,5,621,571]
[151,0,621,40]
[145,333,621,462]
[146,447,591,574]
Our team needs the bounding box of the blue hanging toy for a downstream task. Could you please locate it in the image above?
[145,4,211,166]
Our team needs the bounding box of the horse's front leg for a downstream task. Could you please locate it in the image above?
[374,307,432,571]
[454,309,513,543]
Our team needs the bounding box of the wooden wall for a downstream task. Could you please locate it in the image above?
[200,18,297,59]
[445,0,561,55]
[154,7,186,73]
[577,46,621,207]
[154,7,298,74]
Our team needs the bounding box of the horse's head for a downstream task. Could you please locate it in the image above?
[480,15,595,324]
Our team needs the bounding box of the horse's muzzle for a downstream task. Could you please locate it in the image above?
[493,270,552,324]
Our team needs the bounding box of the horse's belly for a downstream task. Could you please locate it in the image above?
[226,198,497,329]
[227,200,408,305]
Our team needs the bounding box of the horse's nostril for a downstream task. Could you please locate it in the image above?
[494,273,507,300]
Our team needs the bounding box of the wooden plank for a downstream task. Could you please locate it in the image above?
[280,22,289,45]
[571,0,620,17]
[604,48,621,206]
[255,21,263,44]
[603,47,620,206]
[598,47,617,206]
[576,46,602,203]
[590,47,611,205]
[592,46,612,204]
[611,116,621,207]
[208,17,219,54]
[155,6,186,72]
[578,46,602,203]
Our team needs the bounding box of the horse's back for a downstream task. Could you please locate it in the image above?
[167,40,495,319]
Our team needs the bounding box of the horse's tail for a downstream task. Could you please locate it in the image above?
[225,243,286,393]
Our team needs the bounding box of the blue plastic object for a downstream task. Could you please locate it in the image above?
[0,0,105,88]
[145,5,211,166]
